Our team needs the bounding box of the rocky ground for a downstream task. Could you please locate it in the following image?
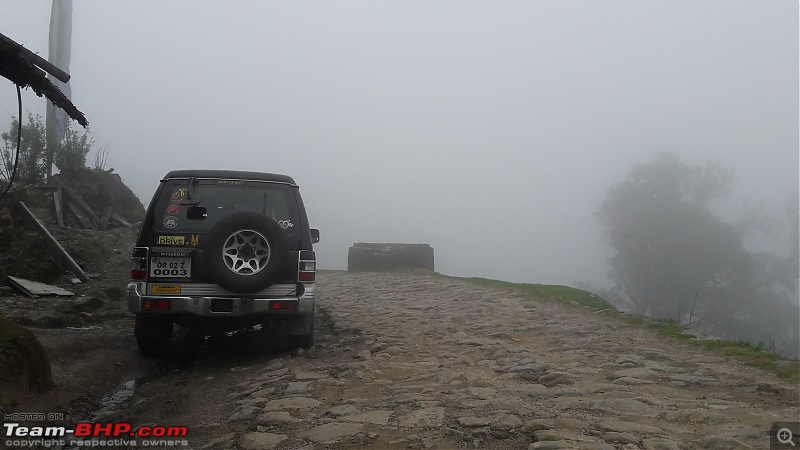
[0,224,149,424]
[5,270,794,449]
[0,169,147,423]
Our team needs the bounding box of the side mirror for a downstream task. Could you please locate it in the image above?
[310,228,320,244]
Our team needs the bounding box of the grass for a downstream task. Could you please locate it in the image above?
[698,339,799,381]
[453,275,799,384]
[456,276,615,312]
[326,268,799,383]
[626,316,798,380]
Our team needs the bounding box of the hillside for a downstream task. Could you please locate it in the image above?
[0,168,144,416]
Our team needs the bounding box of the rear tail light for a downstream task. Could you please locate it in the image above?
[269,300,298,311]
[131,247,148,281]
[298,250,316,282]
[142,299,170,310]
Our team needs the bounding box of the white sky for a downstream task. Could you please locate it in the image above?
[1,1,797,288]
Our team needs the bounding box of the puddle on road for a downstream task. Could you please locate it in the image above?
[83,328,294,420]
[89,379,136,420]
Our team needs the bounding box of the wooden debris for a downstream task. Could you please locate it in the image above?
[76,194,101,227]
[16,201,89,282]
[99,206,112,230]
[109,212,133,228]
[52,178,100,229]
[53,188,65,228]
[65,201,93,229]
[7,276,74,298]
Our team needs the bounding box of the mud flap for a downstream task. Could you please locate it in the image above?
[287,311,313,336]
[134,314,173,338]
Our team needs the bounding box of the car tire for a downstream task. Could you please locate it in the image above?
[136,337,164,357]
[134,315,173,357]
[287,310,315,350]
[205,212,288,294]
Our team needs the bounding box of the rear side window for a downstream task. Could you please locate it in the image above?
[154,179,301,238]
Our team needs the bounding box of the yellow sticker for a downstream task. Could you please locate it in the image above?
[157,235,185,245]
[191,234,199,246]
[151,285,181,294]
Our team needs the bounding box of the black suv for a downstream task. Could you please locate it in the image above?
[126,170,319,356]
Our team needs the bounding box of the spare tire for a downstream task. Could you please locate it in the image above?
[205,212,288,294]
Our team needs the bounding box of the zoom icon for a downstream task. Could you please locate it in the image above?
[772,423,800,448]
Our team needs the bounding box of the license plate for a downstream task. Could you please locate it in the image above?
[149,257,191,278]
[151,285,181,294]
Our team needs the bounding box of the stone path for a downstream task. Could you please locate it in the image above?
[126,271,799,449]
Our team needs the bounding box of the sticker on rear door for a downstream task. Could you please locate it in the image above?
[164,216,178,228]
[157,235,185,245]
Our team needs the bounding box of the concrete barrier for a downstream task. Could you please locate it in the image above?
[348,243,434,272]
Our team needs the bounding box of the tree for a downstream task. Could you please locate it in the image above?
[54,123,94,172]
[0,114,95,184]
[596,152,799,357]
[1,114,47,184]
[784,194,799,292]
[596,153,747,315]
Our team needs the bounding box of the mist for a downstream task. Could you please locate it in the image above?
[1,2,797,322]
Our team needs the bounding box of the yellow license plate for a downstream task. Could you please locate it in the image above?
[151,285,181,295]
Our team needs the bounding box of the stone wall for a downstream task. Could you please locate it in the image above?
[347,243,434,272]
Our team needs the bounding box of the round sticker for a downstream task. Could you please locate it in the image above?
[166,204,180,215]
[164,216,178,229]
[170,188,188,202]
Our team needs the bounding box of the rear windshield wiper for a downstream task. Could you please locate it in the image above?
[181,177,201,205]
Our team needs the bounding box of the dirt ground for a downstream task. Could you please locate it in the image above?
[1,264,798,449]
[0,172,147,428]
[0,225,149,423]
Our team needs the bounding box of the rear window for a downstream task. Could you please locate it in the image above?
[153,179,301,238]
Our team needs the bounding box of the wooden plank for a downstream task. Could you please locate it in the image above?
[7,276,74,297]
[6,277,36,298]
[109,212,133,228]
[99,206,112,230]
[52,178,100,229]
[16,201,89,282]
[0,32,71,83]
[66,201,92,229]
[76,194,101,227]
[53,189,65,228]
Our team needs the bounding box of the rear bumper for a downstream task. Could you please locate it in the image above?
[126,281,315,317]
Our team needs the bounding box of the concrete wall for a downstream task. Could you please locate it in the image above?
[347,243,434,272]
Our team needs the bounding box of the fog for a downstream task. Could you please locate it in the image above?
[1,1,797,292]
